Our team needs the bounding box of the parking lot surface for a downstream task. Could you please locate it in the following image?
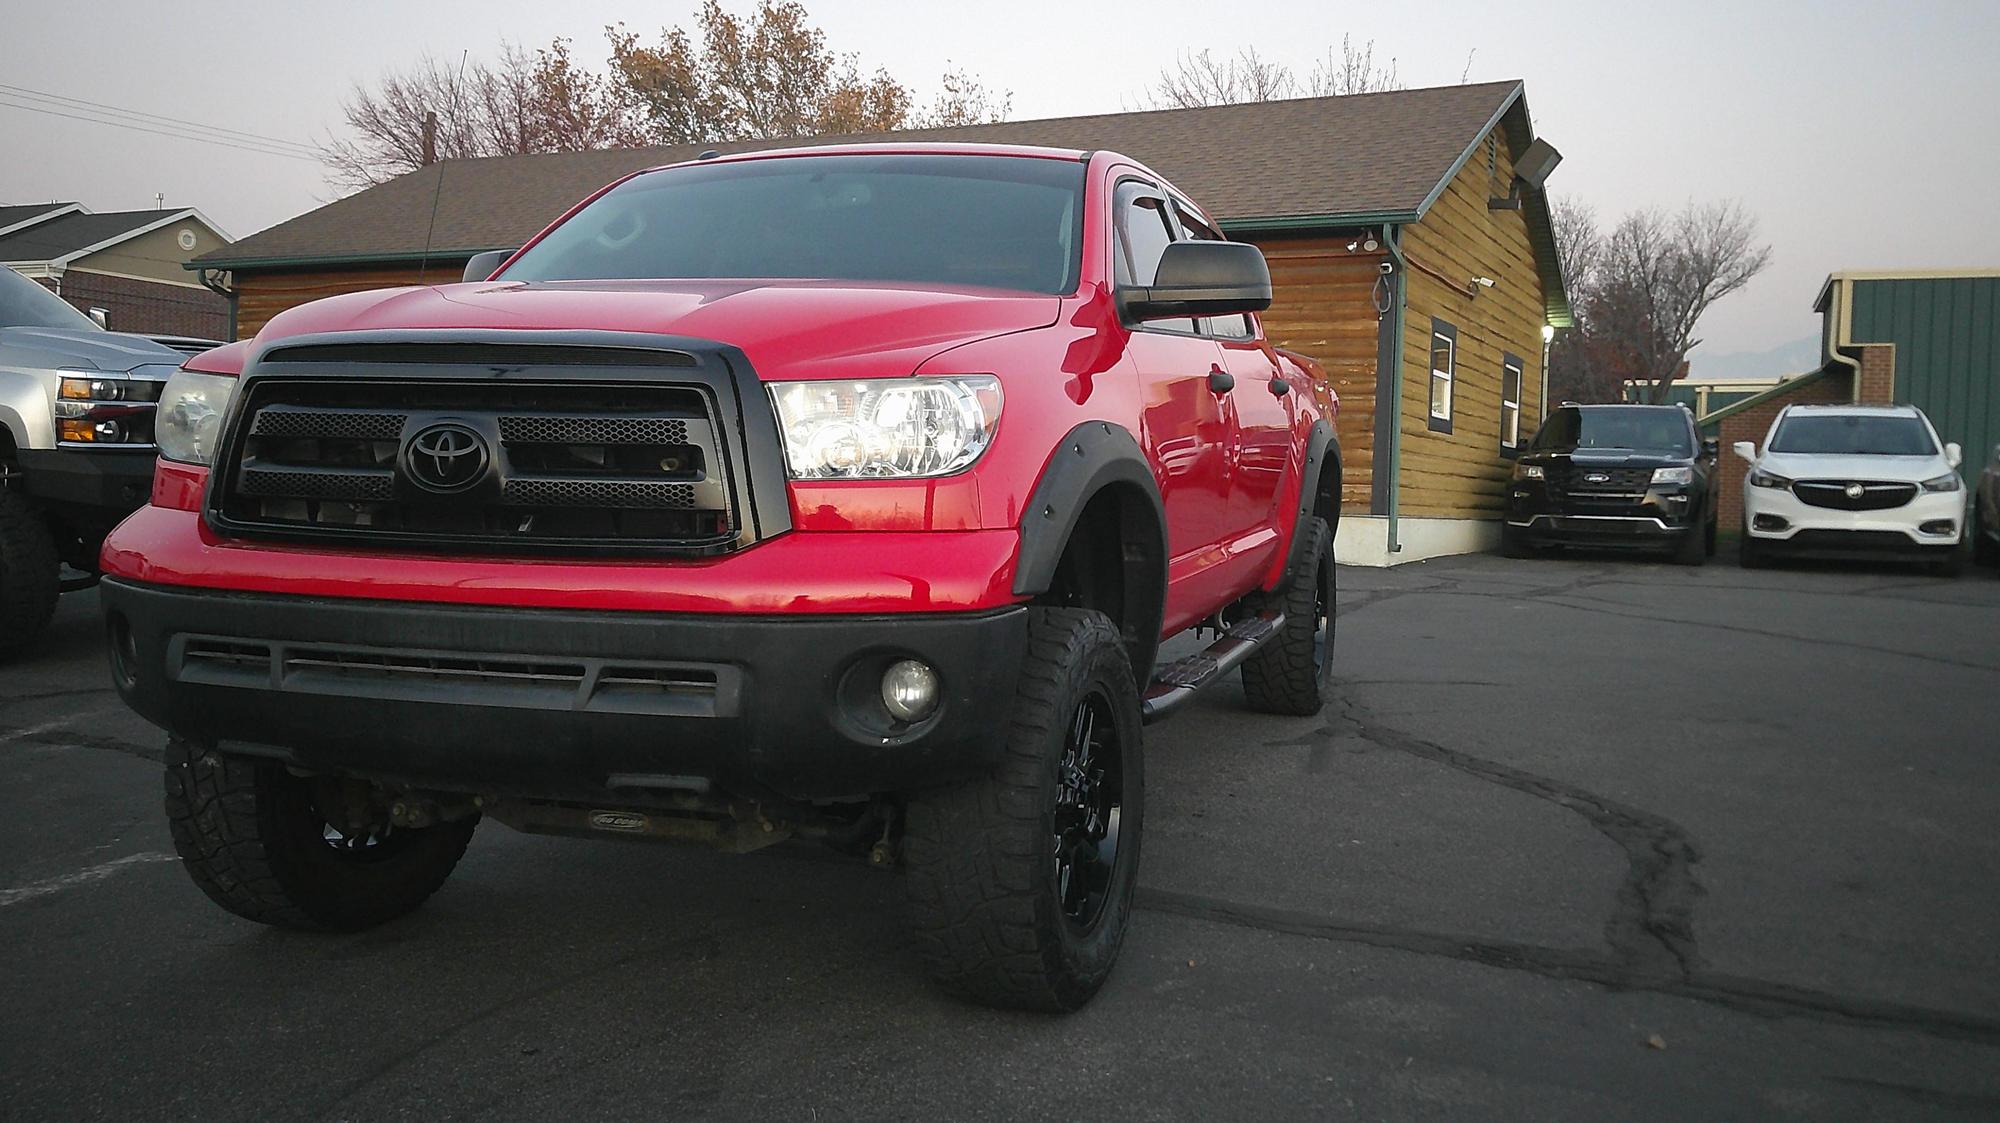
[4,553,1998,1121]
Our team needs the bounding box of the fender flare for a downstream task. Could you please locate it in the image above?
[1013,420,1168,677]
[1274,420,1340,590]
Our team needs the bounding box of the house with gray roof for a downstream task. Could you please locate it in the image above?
[1,203,231,338]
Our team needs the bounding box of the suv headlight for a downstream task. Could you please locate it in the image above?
[155,369,237,465]
[1651,466,1694,486]
[769,377,1001,479]
[1920,471,1963,493]
[54,369,163,444]
[1747,468,1791,489]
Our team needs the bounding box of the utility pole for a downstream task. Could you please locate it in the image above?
[421,110,438,165]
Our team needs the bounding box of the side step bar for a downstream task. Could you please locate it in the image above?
[1139,612,1284,724]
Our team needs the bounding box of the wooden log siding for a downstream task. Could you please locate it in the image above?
[1248,236,1387,514]
[233,265,449,340]
[1396,127,1548,518]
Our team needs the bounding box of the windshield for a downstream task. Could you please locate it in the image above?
[501,153,1086,295]
[1530,407,1694,456]
[1769,414,1937,456]
[0,266,99,331]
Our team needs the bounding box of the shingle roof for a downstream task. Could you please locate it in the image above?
[0,203,75,233]
[0,208,185,263]
[198,80,1533,269]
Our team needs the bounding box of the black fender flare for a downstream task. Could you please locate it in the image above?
[1274,420,1340,590]
[1013,421,1168,678]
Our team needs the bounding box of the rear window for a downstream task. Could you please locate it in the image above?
[501,153,1085,295]
[1529,407,1694,456]
[1769,414,1937,456]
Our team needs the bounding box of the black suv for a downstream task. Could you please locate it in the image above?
[1502,404,1719,566]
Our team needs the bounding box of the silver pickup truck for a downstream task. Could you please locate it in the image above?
[0,266,214,656]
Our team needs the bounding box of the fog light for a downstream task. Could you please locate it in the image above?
[881,659,939,723]
[1919,519,1956,536]
[1753,514,1789,532]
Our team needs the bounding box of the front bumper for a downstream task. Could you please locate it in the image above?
[15,447,155,515]
[101,578,1028,803]
[1505,482,1702,546]
[1742,483,1963,551]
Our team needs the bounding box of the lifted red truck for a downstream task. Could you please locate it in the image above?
[102,144,1340,1011]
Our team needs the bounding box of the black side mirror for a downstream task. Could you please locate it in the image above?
[1702,437,1719,458]
[461,248,516,283]
[1121,241,1272,323]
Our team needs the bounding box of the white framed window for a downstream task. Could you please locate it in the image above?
[1501,353,1524,451]
[1428,319,1456,434]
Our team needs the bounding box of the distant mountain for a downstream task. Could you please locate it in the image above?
[1688,335,1821,382]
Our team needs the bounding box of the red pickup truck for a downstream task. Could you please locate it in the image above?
[102,144,1340,1011]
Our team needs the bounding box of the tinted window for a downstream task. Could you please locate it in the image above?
[1769,414,1937,456]
[0,266,97,331]
[503,154,1084,295]
[1115,184,1195,333]
[1531,406,1693,456]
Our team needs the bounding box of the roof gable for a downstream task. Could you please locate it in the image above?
[0,208,230,268]
[0,202,83,238]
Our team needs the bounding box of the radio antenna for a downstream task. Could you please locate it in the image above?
[417,49,469,284]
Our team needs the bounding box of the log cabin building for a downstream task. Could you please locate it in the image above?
[192,80,1568,564]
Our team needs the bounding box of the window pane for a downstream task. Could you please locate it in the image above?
[1502,402,1519,446]
[1502,362,1522,404]
[1431,372,1452,419]
[1431,338,1453,376]
[1118,193,1197,334]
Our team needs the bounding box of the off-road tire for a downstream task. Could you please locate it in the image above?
[902,607,1142,1012]
[1672,521,1708,567]
[164,738,477,931]
[1500,522,1536,559]
[0,489,60,659]
[1241,516,1335,715]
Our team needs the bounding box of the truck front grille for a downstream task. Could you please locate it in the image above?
[214,378,734,552]
[1546,464,1654,493]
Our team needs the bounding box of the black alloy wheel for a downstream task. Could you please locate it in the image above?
[1053,689,1125,931]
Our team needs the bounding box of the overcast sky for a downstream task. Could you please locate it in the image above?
[4,0,1996,363]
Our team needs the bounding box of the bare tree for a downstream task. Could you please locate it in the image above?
[920,65,1013,128]
[1304,35,1403,96]
[1141,47,1298,108]
[1549,200,1772,405]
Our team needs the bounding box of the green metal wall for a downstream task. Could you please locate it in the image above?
[1849,276,2000,482]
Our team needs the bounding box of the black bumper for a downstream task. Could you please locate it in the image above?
[1506,490,1701,547]
[16,447,155,515]
[101,579,1028,803]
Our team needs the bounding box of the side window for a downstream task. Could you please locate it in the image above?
[1172,202,1255,340]
[1429,319,1457,434]
[1114,183,1196,334]
[1500,353,1524,452]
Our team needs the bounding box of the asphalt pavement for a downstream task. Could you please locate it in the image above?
[4,551,1999,1121]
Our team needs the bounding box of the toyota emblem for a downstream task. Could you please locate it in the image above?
[1844,482,1865,500]
[403,422,490,494]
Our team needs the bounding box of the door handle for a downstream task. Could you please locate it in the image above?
[1207,369,1235,393]
[1268,376,1290,396]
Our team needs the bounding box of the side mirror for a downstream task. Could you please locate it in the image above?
[1945,442,1962,468]
[1702,437,1719,458]
[461,248,516,283]
[87,307,109,329]
[1120,241,1272,323]
[1732,440,1757,462]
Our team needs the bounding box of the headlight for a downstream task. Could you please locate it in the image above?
[1651,466,1694,486]
[155,369,237,465]
[1747,468,1791,489]
[54,368,164,443]
[1513,463,1545,480]
[769,377,1001,479]
[1920,471,1963,493]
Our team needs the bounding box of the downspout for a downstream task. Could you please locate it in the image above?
[1821,276,1863,401]
[1382,225,1408,555]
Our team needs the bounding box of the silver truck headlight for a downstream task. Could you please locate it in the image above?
[155,369,237,465]
[769,377,1001,479]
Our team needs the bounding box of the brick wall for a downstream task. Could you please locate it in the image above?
[37,272,228,339]
[1714,370,1853,530]
[1855,343,1896,405]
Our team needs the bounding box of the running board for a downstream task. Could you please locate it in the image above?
[1139,612,1284,724]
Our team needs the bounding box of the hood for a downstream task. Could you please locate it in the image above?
[1757,451,1949,483]
[255,279,1063,381]
[1521,447,1695,470]
[0,325,190,374]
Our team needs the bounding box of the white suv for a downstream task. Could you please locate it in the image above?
[1735,404,1966,575]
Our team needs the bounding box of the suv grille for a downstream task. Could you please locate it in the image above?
[215,379,734,551]
[1792,480,1917,511]
[1547,464,1653,494]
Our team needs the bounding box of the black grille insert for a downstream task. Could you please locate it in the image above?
[1547,464,1655,493]
[1792,480,1917,512]
[215,379,733,551]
